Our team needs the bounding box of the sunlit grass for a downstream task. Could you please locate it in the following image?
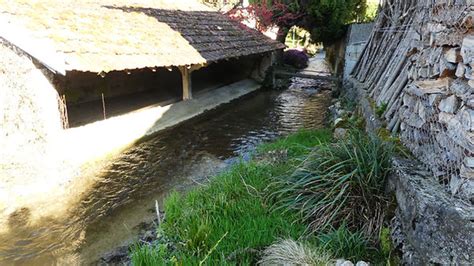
[129,129,396,265]
[258,129,332,158]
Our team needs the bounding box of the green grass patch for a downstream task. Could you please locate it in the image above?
[130,129,333,265]
[257,129,332,158]
[129,129,396,265]
[162,162,307,264]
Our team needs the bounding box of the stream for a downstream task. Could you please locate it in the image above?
[0,69,333,265]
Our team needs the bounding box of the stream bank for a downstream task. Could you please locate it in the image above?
[0,71,333,264]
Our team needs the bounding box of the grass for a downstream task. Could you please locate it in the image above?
[130,130,333,265]
[258,129,332,158]
[270,130,393,238]
[161,162,307,265]
[129,129,396,265]
[318,224,372,262]
[259,239,332,266]
[376,102,388,118]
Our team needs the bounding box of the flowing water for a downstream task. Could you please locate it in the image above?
[0,75,333,265]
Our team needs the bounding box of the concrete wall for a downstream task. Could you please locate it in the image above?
[343,23,374,79]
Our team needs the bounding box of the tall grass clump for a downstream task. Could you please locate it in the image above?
[318,224,372,262]
[259,239,332,266]
[271,130,393,238]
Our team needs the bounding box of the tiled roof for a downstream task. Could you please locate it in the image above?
[0,0,284,73]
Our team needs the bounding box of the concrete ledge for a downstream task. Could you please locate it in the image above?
[62,79,261,164]
[344,76,474,265]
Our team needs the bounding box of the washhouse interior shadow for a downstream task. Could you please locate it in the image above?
[65,6,262,127]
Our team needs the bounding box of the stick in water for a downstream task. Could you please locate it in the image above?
[102,93,107,120]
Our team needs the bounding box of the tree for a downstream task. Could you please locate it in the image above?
[228,0,370,45]
[306,0,368,44]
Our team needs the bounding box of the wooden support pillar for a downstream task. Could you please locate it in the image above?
[179,66,192,101]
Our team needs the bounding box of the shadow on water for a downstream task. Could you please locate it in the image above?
[0,77,333,265]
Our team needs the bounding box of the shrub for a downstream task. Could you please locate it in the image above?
[271,130,393,238]
[283,49,309,69]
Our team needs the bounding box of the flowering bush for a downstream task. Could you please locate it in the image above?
[227,0,302,32]
[283,49,309,69]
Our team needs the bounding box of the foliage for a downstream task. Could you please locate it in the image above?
[282,49,310,69]
[130,242,168,266]
[318,224,372,262]
[271,130,393,238]
[259,239,333,265]
[307,0,368,44]
[363,0,380,22]
[228,0,371,44]
[376,102,388,118]
[160,161,310,264]
[129,130,332,265]
[129,129,396,265]
[228,0,302,32]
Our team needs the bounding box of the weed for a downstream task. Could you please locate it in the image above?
[159,162,308,264]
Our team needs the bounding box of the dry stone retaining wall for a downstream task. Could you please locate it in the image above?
[351,0,474,202]
[348,1,474,263]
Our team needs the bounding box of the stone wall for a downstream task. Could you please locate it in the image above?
[347,1,474,263]
[351,0,474,202]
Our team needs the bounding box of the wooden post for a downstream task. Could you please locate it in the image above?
[179,66,192,101]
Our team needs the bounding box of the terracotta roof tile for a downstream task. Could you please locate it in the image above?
[0,0,284,73]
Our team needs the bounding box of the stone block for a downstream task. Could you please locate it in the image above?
[438,95,458,113]
[455,63,466,78]
[458,107,474,131]
[444,47,460,63]
[461,35,474,64]
[409,78,451,96]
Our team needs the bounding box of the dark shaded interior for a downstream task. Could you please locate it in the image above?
[61,56,259,127]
